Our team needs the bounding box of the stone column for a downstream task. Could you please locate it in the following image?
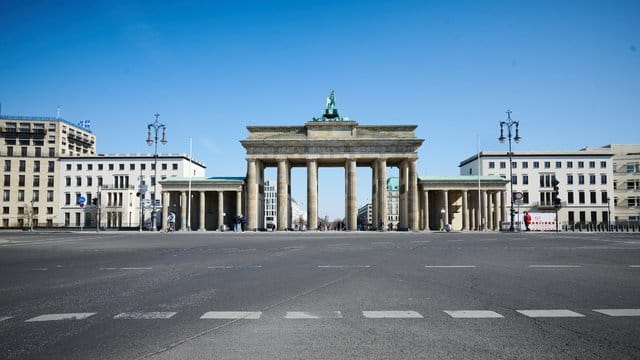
[277,159,289,231]
[162,191,169,231]
[462,190,469,231]
[423,190,430,231]
[442,190,449,230]
[217,191,224,231]
[481,190,488,231]
[246,159,257,231]
[409,159,418,231]
[346,159,357,231]
[371,161,378,230]
[307,159,318,232]
[501,191,507,229]
[180,191,187,231]
[399,160,408,230]
[236,190,242,217]
[377,158,388,231]
[199,191,206,231]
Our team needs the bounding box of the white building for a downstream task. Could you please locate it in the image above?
[459,149,615,227]
[263,179,277,229]
[604,144,640,224]
[59,153,205,229]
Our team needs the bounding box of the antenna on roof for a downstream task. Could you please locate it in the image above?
[56,105,62,119]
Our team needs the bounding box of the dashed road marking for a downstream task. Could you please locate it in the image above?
[208,265,263,270]
[372,241,394,245]
[99,267,152,271]
[31,268,48,271]
[114,312,177,319]
[200,311,262,320]
[629,265,640,268]
[444,310,504,318]
[516,310,585,318]
[318,265,371,269]
[528,265,581,269]
[362,311,423,319]
[593,309,640,317]
[285,311,343,319]
[0,316,13,322]
[424,265,476,268]
[26,313,96,322]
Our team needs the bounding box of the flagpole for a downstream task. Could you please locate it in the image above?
[187,138,193,231]
[477,134,481,231]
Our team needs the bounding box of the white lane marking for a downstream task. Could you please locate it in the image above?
[207,265,263,270]
[593,309,640,317]
[114,312,177,319]
[98,267,151,271]
[200,311,262,320]
[318,265,371,269]
[327,243,350,247]
[0,316,13,322]
[516,310,585,318]
[285,311,343,319]
[31,268,48,271]
[528,265,581,268]
[26,313,96,322]
[362,311,423,319]
[444,310,504,318]
[629,265,640,268]
[410,240,431,244]
[372,241,394,245]
[424,265,476,268]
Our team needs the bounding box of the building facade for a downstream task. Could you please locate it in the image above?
[1,115,96,228]
[459,149,615,227]
[605,144,640,224]
[59,154,205,229]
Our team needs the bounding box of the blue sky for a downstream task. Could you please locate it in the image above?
[1,0,638,219]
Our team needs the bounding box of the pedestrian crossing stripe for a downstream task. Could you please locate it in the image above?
[114,312,177,319]
[200,311,262,319]
[25,313,96,322]
[516,310,585,318]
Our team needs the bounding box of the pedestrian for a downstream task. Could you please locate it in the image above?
[524,211,532,231]
[167,212,175,232]
[233,214,241,233]
[240,214,247,232]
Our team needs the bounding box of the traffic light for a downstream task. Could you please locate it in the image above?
[551,178,561,208]
[92,198,98,206]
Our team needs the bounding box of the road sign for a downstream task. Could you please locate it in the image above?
[78,196,86,208]
[513,192,523,200]
[139,184,147,193]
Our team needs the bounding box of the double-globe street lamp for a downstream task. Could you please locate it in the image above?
[499,110,521,232]
[146,113,167,231]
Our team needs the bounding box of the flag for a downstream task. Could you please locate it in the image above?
[78,119,91,130]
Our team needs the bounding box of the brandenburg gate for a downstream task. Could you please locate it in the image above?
[241,92,424,231]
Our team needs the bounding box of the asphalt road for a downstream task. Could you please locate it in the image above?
[0,230,639,359]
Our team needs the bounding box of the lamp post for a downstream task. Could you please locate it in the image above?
[440,207,446,231]
[499,110,521,232]
[146,113,167,232]
[96,185,101,232]
[607,197,611,231]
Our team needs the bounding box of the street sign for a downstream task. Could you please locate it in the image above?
[139,184,147,193]
[513,192,523,200]
[78,196,86,208]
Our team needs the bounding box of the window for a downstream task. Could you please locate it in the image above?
[539,174,554,188]
[488,161,495,169]
[3,160,10,172]
[3,190,10,201]
[32,190,39,202]
[627,163,639,173]
[18,190,24,201]
[119,163,125,170]
[151,163,156,170]
[2,207,8,214]
[567,174,574,185]
[151,176,156,186]
[48,135,55,143]
[589,161,595,168]
[628,180,640,190]
[141,164,146,170]
[47,191,54,201]
[33,175,40,187]
[522,191,529,204]
[172,163,178,170]
[48,147,55,157]
[76,176,82,186]
[4,175,10,186]
[87,176,92,186]
[65,177,71,186]
[601,174,607,185]
[130,163,135,170]
[568,191,574,204]
[511,175,517,185]
[600,161,606,168]
[544,161,551,168]
[579,191,585,204]
[18,175,25,186]
[21,147,27,156]
[522,174,529,185]
[66,164,72,171]
[511,162,517,169]
[590,191,596,204]
[33,161,40,172]
[629,197,640,208]
[48,161,55,172]
[98,164,103,170]
[533,161,540,169]
[35,147,42,157]
[522,161,528,169]
[109,164,114,171]
[602,191,608,204]
[555,161,561,168]
[47,207,53,214]
[87,164,93,170]
[589,174,596,185]
[19,160,26,172]
[77,164,82,171]
[578,161,584,168]
[48,176,54,187]
[97,176,103,186]
[578,174,585,185]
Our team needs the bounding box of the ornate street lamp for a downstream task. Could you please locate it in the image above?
[499,110,521,232]
[146,113,167,231]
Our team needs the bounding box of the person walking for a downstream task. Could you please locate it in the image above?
[233,214,241,233]
[240,214,247,232]
[524,211,532,231]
